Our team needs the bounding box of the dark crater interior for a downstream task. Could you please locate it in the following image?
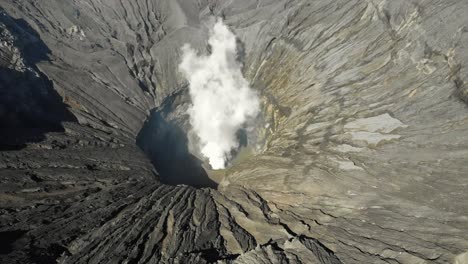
[137,109,217,189]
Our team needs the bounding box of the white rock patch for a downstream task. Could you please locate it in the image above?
[344,113,407,145]
[344,113,407,133]
[333,144,364,153]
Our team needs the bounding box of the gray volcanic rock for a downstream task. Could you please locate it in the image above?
[1,0,468,263]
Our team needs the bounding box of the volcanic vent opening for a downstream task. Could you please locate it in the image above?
[179,18,260,171]
[136,89,263,189]
[136,104,217,189]
[137,19,264,188]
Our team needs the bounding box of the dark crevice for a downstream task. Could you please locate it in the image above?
[29,243,68,264]
[186,248,238,263]
[136,108,217,189]
[0,230,27,255]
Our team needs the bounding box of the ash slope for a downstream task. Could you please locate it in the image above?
[1,0,468,264]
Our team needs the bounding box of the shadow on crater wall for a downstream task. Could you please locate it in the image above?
[136,110,218,189]
[0,11,77,150]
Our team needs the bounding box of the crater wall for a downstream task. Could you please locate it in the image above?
[1,1,468,263]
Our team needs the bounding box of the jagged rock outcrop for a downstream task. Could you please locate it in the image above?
[1,0,468,263]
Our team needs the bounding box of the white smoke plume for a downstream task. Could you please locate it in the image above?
[179,19,260,170]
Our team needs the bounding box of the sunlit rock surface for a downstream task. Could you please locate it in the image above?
[1,0,468,263]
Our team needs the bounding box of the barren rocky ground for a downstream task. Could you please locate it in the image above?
[1,0,468,263]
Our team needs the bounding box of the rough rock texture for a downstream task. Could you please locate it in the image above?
[1,0,468,263]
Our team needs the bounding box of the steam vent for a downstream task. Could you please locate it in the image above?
[1,0,468,263]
